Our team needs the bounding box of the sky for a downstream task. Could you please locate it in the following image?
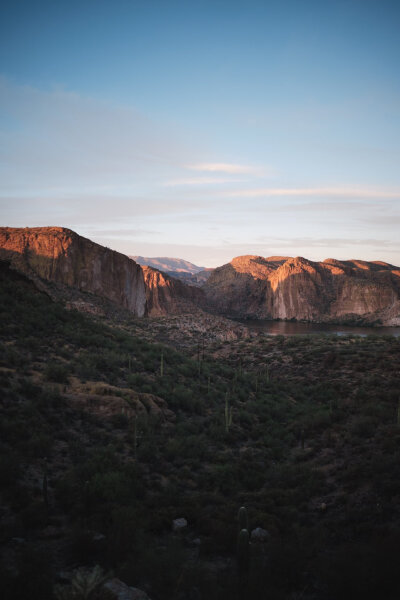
[1,0,400,267]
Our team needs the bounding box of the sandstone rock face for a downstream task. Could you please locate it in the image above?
[0,227,146,316]
[142,265,205,316]
[204,255,400,325]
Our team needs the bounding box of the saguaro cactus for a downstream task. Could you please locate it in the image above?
[238,506,248,531]
[236,506,250,596]
[237,528,250,574]
[225,392,233,433]
[133,415,138,459]
[42,458,49,508]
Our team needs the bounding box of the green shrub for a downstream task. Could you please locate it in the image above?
[44,362,69,384]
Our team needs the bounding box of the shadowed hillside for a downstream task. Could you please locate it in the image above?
[1,259,400,599]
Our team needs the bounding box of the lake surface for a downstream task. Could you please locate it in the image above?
[236,319,400,337]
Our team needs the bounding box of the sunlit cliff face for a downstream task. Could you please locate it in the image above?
[0,227,74,258]
[204,255,400,325]
[229,255,288,280]
[0,226,147,317]
[0,227,399,326]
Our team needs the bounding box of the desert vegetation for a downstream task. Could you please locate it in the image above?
[1,261,400,599]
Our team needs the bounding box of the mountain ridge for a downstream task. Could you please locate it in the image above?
[204,254,400,325]
[1,227,399,326]
[131,255,206,274]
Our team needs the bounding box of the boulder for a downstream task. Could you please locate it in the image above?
[103,578,151,600]
[250,527,270,543]
[172,517,188,531]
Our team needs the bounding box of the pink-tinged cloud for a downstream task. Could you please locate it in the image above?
[186,162,269,175]
[164,177,245,186]
[223,187,400,199]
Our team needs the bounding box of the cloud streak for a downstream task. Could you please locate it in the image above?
[164,177,245,186]
[186,162,270,175]
[1,79,399,268]
[223,187,400,199]
[0,77,193,194]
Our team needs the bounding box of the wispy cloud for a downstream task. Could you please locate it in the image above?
[186,162,270,175]
[164,177,244,186]
[0,77,192,194]
[360,214,400,225]
[223,187,400,199]
[81,228,160,238]
[257,236,399,249]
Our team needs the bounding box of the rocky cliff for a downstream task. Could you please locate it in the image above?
[142,265,205,316]
[2,228,399,325]
[0,227,146,316]
[204,255,400,325]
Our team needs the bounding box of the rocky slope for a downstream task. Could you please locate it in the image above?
[0,226,146,316]
[204,255,400,325]
[162,268,213,287]
[132,255,213,287]
[142,265,205,316]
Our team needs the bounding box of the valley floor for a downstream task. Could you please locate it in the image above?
[1,262,400,600]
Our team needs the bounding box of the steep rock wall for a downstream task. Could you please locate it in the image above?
[204,255,400,325]
[0,227,146,316]
[142,266,205,316]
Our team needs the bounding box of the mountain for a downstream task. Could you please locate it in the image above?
[160,268,214,287]
[131,256,214,287]
[204,254,400,326]
[2,228,399,326]
[0,226,146,316]
[132,256,205,274]
[142,265,205,316]
[0,227,206,319]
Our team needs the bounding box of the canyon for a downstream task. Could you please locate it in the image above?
[204,255,400,326]
[141,265,205,316]
[1,227,400,600]
[133,255,213,287]
[1,227,399,326]
[0,227,206,319]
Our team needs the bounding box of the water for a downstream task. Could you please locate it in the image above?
[236,319,400,337]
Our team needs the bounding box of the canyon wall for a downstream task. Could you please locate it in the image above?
[2,228,399,325]
[0,227,146,316]
[204,255,400,325]
[142,265,205,316]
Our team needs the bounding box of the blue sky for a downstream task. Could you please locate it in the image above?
[1,0,400,266]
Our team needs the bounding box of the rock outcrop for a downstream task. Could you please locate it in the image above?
[0,227,146,316]
[142,265,205,316]
[204,255,400,325]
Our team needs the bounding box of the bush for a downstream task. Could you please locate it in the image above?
[44,362,69,384]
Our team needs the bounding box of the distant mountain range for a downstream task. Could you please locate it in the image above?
[131,256,214,287]
[131,256,205,274]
